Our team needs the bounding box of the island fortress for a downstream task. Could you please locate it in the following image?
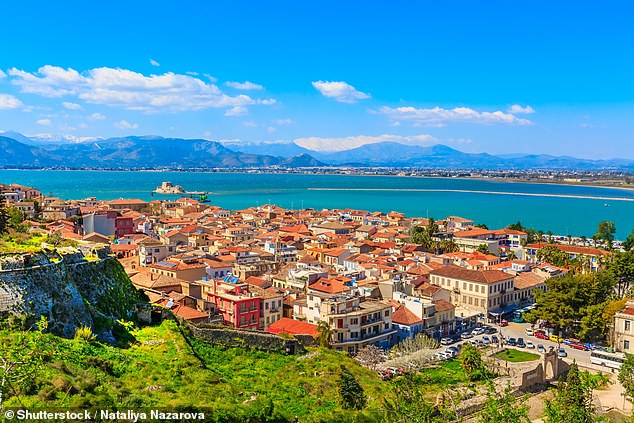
[154,181,186,194]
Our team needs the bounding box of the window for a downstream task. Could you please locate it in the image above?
[625,340,630,350]
[626,320,631,331]
[463,282,467,290]
[384,310,389,317]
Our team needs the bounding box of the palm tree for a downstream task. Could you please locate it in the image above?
[506,251,518,261]
[316,320,333,348]
[591,234,599,248]
[567,234,572,245]
[537,230,544,243]
[580,235,587,247]
[547,231,553,243]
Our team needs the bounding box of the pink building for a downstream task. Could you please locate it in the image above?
[205,280,261,330]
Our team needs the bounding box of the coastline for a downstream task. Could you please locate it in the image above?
[2,167,633,193]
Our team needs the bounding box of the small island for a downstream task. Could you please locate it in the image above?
[154,181,186,194]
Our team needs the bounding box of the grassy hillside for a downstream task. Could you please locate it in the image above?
[1,320,389,422]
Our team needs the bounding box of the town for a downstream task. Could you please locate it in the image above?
[2,181,634,420]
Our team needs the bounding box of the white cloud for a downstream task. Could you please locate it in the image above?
[0,70,6,79]
[8,65,275,113]
[0,94,23,109]
[379,106,532,126]
[225,81,264,90]
[62,101,83,110]
[224,105,248,116]
[267,126,277,133]
[294,133,436,152]
[149,59,160,67]
[115,119,138,129]
[273,118,294,126]
[507,104,535,114]
[243,121,258,127]
[36,118,52,126]
[88,112,106,121]
[312,80,370,103]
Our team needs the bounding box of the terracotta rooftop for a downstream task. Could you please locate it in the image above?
[392,306,422,325]
[430,265,514,284]
[266,318,319,339]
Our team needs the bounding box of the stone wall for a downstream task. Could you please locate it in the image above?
[177,317,307,355]
[0,251,144,338]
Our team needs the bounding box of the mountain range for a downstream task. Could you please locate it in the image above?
[1,131,632,170]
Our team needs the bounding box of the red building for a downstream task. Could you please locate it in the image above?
[205,280,261,330]
[115,215,134,237]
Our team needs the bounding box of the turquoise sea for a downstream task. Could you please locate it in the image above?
[1,170,633,239]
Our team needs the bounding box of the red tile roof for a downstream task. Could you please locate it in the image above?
[309,278,350,294]
[430,265,513,284]
[433,299,455,312]
[266,318,319,338]
[392,306,422,325]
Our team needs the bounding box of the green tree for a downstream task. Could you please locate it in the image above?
[536,245,569,267]
[316,320,333,348]
[439,239,459,253]
[528,272,616,337]
[478,380,530,423]
[0,200,9,235]
[382,374,438,422]
[459,343,484,382]
[338,365,366,410]
[476,244,490,254]
[596,221,616,248]
[506,221,525,232]
[623,229,634,251]
[0,316,49,409]
[506,251,518,261]
[7,206,26,232]
[544,363,597,423]
[475,223,489,230]
[547,231,554,243]
[411,219,439,252]
[607,251,634,297]
[618,353,634,403]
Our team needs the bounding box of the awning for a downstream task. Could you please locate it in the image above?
[488,304,519,316]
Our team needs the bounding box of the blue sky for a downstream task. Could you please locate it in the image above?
[0,1,633,158]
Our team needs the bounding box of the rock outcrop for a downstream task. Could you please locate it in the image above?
[0,250,145,338]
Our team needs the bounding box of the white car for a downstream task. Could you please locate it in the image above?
[525,328,534,336]
[525,340,535,349]
[472,327,484,335]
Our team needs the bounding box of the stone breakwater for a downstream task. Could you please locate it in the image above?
[0,250,145,338]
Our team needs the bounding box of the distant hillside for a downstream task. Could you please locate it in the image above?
[1,132,632,170]
[0,135,323,169]
[228,141,314,157]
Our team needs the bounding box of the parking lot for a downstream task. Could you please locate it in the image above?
[433,321,596,367]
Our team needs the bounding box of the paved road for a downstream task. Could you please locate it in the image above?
[445,321,593,367]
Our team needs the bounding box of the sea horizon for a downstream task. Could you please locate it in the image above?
[2,169,633,239]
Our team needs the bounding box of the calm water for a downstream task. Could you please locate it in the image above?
[1,170,633,238]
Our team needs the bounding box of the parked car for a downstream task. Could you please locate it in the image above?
[491,335,499,344]
[517,338,526,348]
[472,327,485,336]
[535,331,549,340]
[569,343,589,351]
[550,334,564,343]
[525,328,534,336]
[446,346,459,355]
[485,326,498,334]
[507,338,517,346]
[461,331,473,339]
[499,320,509,327]
[557,348,567,357]
[537,344,546,353]
[525,340,535,349]
[482,336,491,345]
[440,337,454,345]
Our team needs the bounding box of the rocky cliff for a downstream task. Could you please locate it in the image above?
[0,250,145,339]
